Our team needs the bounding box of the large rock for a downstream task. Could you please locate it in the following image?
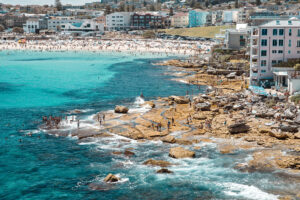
[194,102,211,111]
[156,168,173,174]
[103,174,120,183]
[280,125,298,133]
[161,135,176,143]
[115,105,129,114]
[169,96,190,104]
[124,150,135,157]
[169,147,195,159]
[294,132,300,139]
[143,159,172,167]
[193,114,207,120]
[228,122,250,134]
[269,131,289,140]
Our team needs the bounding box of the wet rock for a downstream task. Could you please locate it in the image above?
[124,150,135,157]
[161,135,176,143]
[280,125,298,133]
[115,105,129,114]
[103,173,120,183]
[143,159,172,167]
[169,147,195,159]
[88,182,114,191]
[169,96,190,104]
[156,168,173,174]
[194,102,211,111]
[112,151,122,155]
[175,139,193,145]
[218,144,236,154]
[145,101,155,108]
[269,132,289,140]
[228,122,250,134]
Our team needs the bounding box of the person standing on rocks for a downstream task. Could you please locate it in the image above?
[167,120,171,130]
[77,119,80,129]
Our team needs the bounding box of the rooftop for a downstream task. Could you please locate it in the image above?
[260,20,300,27]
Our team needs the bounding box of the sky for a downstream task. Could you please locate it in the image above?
[0,0,99,5]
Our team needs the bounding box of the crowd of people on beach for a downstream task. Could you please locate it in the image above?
[0,38,216,56]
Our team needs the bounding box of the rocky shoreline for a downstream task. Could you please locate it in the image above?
[44,58,300,199]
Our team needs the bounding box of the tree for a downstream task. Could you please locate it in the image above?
[256,0,261,6]
[0,24,5,32]
[119,2,125,12]
[12,27,24,34]
[105,5,111,15]
[55,0,62,11]
[205,0,209,8]
[235,0,239,8]
[169,7,174,16]
[190,0,196,8]
[150,4,155,11]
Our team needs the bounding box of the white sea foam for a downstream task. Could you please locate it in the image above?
[222,182,278,200]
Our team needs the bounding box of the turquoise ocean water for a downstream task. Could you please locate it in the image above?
[0,50,298,200]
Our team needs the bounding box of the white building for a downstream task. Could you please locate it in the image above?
[23,18,48,33]
[48,17,82,31]
[224,24,250,50]
[60,20,104,37]
[250,20,300,88]
[171,13,189,28]
[106,12,133,31]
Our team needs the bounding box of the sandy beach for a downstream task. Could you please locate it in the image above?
[0,38,216,56]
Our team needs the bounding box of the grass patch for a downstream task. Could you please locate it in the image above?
[160,25,234,38]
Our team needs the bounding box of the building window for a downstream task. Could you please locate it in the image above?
[288,50,291,54]
[279,40,283,46]
[273,29,277,36]
[261,50,267,56]
[272,50,277,54]
[261,39,267,46]
[272,39,277,46]
[279,29,284,35]
[278,60,283,64]
[261,60,267,66]
[272,60,277,65]
[298,29,300,37]
[261,70,266,73]
[262,29,268,36]
[297,51,300,54]
[289,29,292,36]
[297,40,300,47]
[289,40,292,47]
[278,50,283,53]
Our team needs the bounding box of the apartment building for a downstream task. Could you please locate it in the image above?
[171,12,188,28]
[60,20,104,36]
[189,10,209,27]
[48,17,82,31]
[106,12,132,31]
[250,20,300,87]
[131,12,163,29]
[23,17,48,33]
